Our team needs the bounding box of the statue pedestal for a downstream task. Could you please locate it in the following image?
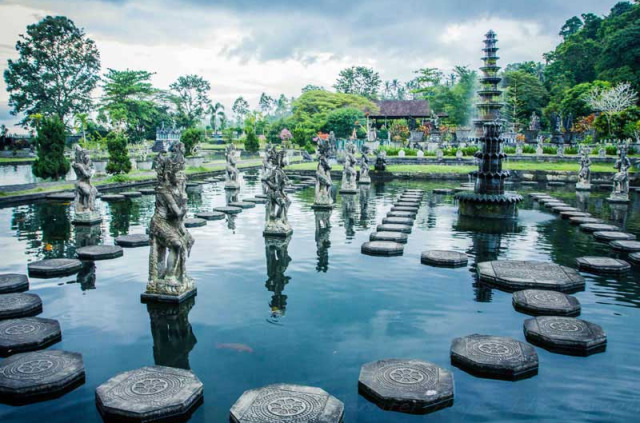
[456,193,522,220]
[141,279,197,304]
[358,176,371,184]
[72,211,103,226]
[263,225,293,238]
[312,202,333,210]
[576,182,591,191]
[607,193,630,204]
[224,182,240,190]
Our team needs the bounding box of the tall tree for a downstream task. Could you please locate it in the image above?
[274,94,291,117]
[32,116,70,180]
[232,97,250,127]
[259,93,274,115]
[333,66,381,99]
[301,84,325,93]
[209,102,226,132]
[559,16,583,39]
[4,16,100,128]
[503,71,549,130]
[169,74,212,128]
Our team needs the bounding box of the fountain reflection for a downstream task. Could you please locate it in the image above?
[264,235,292,324]
[575,191,590,212]
[341,193,356,239]
[146,297,197,370]
[314,210,331,273]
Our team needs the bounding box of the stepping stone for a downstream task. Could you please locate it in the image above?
[0,318,61,356]
[433,188,454,194]
[228,201,255,209]
[255,194,267,199]
[0,350,85,404]
[0,293,42,320]
[100,194,126,202]
[450,334,538,380]
[544,202,567,208]
[477,260,585,293]
[560,211,591,219]
[592,231,636,241]
[382,217,414,225]
[214,206,242,215]
[184,218,206,228]
[547,181,566,186]
[186,182,201,188]
[361,241,404,257]
[387,211,416,218]
[421,250,468,267]
[46,192,75,201]
[551,206,577,213]
[369,232,408,244]
[524,316,606,356]
[230,384,343,423]
[121,191,142,198]
[395,202,420,208]
[243,197,267,204]
[76,245,123,261]
[391,206,418,212]
[195,212,225,221]
[284,187,298,193]
[512,290,580,316]
[521,181,539,185]
[28,259,83,278]
[576,256,630,274]
[96,366,203,422]
[0,274,29,294]
[610,240,640,252]
[377,224,412,234]
[629,252,640,265]
[139,188,156,195]
[579,223,619,233]
[358,359,454,415]
[115,234,150,247]
[569,217,602,225]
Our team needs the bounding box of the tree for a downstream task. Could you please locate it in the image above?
[557,81,611,118]
[209,102,226,132]
[333,66,381,99]
[180,128,205,157]
[258,93,274,115]
[244,124,260,153]
[274,94,291,117]
[4,16,101,128]
[301,84,325,93]
[74,113,89,145]
[290,90,377,133]
[232,97,250,127]
[560,16,583,39]
[32,116,70,180]
[323,107,365,138]
[169,75,212,128]
[587,82,639,135]
[106,131,132,175]
[503,71,549,130]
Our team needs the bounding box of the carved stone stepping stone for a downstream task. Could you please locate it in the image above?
[369,232,408,244]
[96,365,203,422]
[593,231,635,241]
[214,206,242,215]
[46,192,76,201]
[538,197,560,204]
[101,194,126,202]
[512,290,580,316]
[184,218,206,228]
[579,223,619,233]
[529,193,550,199]
[186,182,201,188]
[139,188,156,195]
[391,206,419,212]
[76,245,123,261]
[243,197,267,204]
[361,241,404,257]
[629,252,640,265]
[551,206,577,213]
[524,316,606,356]
[377,224,412,234]
[433,188,454,194]
[255,194,267,199]
[544,201,567,208]
[477,260,585,293]
[284,187,299,193]
[121,191,142,198]
[0,274,29,294]
[387,211,416,218]
[569,217,602,225]
[400,194,423,199]
[115,234,150,248]
[0,318,61,356]
[382,217,414,225]
[576,256,630,274]
[0,293,42,320]
[404,189,424,193]
[610,240,640,252]
[547,181,566,186]
[561,211,591,219]
[228,201,256,209]
[28,259,83,278]
[195,212,225,221]
[450,334,538,380]
[0,350,85,404]
[358,359,453,415]
[395,202,420,208]
[421,250,468,267]
[521,181,539,185]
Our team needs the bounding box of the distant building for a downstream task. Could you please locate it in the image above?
[152,124,182,152]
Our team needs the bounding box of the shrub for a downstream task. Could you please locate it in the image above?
[605,145,618,156]
[180,128,205,156]
[32,116,70,180]
[244,125,260,153]
[106,131,132,175]
[543,146,557,155]
[292,125,315,148]
[460,146,479,156]
[564,146,579,155]
[378,146,417,156]
[503,146,516,154]
[523,145,536,154]
[323,107,365,138]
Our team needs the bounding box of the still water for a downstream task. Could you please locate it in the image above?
[0,171,639,422]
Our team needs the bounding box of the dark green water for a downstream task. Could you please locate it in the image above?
[0,172,639,422]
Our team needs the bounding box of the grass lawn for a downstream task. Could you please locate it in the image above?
[0,157,34,163]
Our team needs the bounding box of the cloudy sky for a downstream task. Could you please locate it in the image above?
[0,0,621,131]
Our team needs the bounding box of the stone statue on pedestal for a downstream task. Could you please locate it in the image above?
[576,147,592,191]
[608,146,631,203]
[339,142,357,193]
[261,144,272,194]
[263,147,292,236]
[359,146,371,184]
[313,139,333,209]
[374,150,387,172]
[225,144,240,190]
[72,146,101,225]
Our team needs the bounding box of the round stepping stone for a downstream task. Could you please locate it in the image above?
[391,206,418,213]
[433,188,453,194]
[195,212,225,221]
[76,245,123,261]
[477,260,585,293]
[548,181,566,186]
[0,350,85,404]
[243,197,267,204]
[544,202,567,208]
[361,241,404,257]
[593,231,636,241]
[524,316,606,356]
[387,211,416,218]
[512,290,580,316]
[115,234,150,248]
[96,365,203,422]
[100,194,126,202]
[382,217,414,225]
[369,232,408,244]
[0,274,29,294]
[421,250,468,267]
[576,256,630,274]
[450,334,538,380]
[139,188,156,195]
[184,218,206,228]
[521,181,539,185]
[0,293,42,320]
[255,194,267,199]
[228,201,255,209]
[230,383,344,423]
[551,206,577,213]
[46,192,76,201]
[579,223,619,233]
[28,259,83,278]
[560,211,590,219]
[358,359,453,415]
[395,202,420,208]
[569,217,602,225]
[121,191,142,198]
[629,252,640,265]
[610,240,640,252]
[0,318,61,356]
[376,224,412,234]
[214,206,242,215]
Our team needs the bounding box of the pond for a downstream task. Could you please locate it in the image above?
[0,171,639,422]
[0,164,75,186]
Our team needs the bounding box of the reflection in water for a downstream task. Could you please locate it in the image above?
[341,193,356,239]
[225,189,239,205]
[576,191,590,212]
[359,184,371,223]
[108,200,140,238]
[314,210,331,273]
[146,297,197,370]
[264,235,292,323]
[609,203,628,229]
[75,224,102,248]
[227,215,237,231]
[76,261,96,291]
[187,188,203,209]
[11,202,72,258]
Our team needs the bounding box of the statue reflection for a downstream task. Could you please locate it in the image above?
[225,189,239,205]
[74,224,102,248]
[341,193,356,239]
[264,235,292,324]
[76,262,96,291]
[146,297,197,370]
[359,184,371,224]
[315,210,331,273]
[575,191,590,212]
[609,203,628,229]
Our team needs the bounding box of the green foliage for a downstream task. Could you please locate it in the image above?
[106,132,131,175]
[606,145,618,155]
[378,146,418,156]
[460,146,480,156]
[292,125,315,148]
[557,81,611,118]
[291,90,377,133]
[504,146,516,154]
[523,145,536,154]
[244,125,260,153]
[32,116,70,180]
[543,146,558,155]
[564,146,579,155]
[169,74,212,128]
[503,70,549,129]
[333,66,381,99]
[594,106,640,138]
[323,107,365,138]
[180,128,205,156]
[222,128,235,144]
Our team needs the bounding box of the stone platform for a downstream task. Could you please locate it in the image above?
[524,316,606,356]
[0,317,61,356]
[76,245,123,261]
[115,234,150,247]
[369,232,408,244]
[576,257,630,274]
[28,259,83,278]
[512,290,580,316]
[361,241,404,257]
[421,250,468,267]
[0,293,42,320]
[0,274,29,294]
[477,260,585,293]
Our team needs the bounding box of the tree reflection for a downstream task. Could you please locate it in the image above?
[11,202,73,259]
[107,199,140,238]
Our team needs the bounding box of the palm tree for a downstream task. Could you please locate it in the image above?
[209,102,226,134]
[383,81,392,100]
[391,79,401,99]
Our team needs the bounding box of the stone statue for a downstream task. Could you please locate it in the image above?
[72,146,101,225]
[358,146,371,184]
[144,142,195,302]
[609,145,631,203]
[263,147,292,236]
[529,112,541,131]
[374,150,387,171]
[431,111,440,131]
[340,142,357,193]
[536,143,543,156]
[313,139,333,209]
[576,147,592,191]
[328,131,337,157]
[265,235,292,323]
[551,112,563,144]
[261,144,272,194]
[225,144,240,190]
